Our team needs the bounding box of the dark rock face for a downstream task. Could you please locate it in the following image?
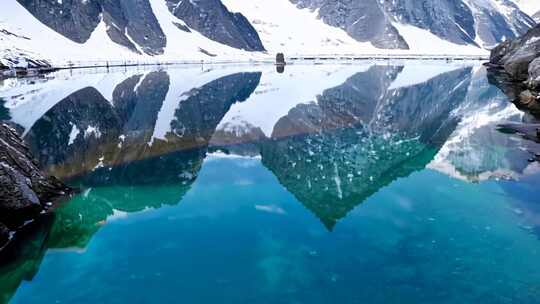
[490,24,540,80]
[23,71,261,186]
[16,0,102,44]
[101,0,166,55]
[276,53,285,65]
[0,123,70,248]
[16,0,166,55]
[166,0,265,51]
[488,24,540,116]
[292,0,408,49]
[386,0,477,46]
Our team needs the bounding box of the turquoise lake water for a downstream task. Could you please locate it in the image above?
[1,62,540,303]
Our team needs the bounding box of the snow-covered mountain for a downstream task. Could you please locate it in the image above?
[1,0,540,68]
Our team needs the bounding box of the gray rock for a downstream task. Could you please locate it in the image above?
[276,53,285,65]
[291,0,534,49]
[0,124,70,230]
[101,0,166,55]
[166,0,265,51]
[16,0,102,43]
[490,24,540,80]
[383,0,476,46]
[528,57,540,88]
[292,0,408,49]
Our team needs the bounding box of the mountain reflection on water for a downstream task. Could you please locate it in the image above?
[1,62,540,303]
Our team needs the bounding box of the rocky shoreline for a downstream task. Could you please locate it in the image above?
[486,23,540,145]
[487,24,540,117]
[0,124,71,250]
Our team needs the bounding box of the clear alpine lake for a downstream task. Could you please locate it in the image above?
[1,62,540,303]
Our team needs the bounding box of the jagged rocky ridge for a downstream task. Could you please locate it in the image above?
[16,0,166,55]
[14,0,263,55]
[0,124,70,250]
[0,0,537,66]
[291,0,536,49]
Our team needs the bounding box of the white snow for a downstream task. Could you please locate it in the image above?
[0,0,257,68]
[84,125,101,138]
[223,0,487,56]
[388,62,469,90]
[68,123,80,146]
[0,0,492,69]
[392,23,486,56]
[511,0,540,16]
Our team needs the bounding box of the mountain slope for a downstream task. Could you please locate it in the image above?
[0,0,250,68]
[1,0,539,67]
[221,0,486,55]
[288,0,535,49]
[166,0,265,51]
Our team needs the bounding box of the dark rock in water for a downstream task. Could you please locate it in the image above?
[166,0,265,52]
[276,53,286,65]
[0,124,71,249]
[488,24,540,116]
[497,123,540,143]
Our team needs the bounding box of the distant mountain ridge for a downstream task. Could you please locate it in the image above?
[291,0,535,49]
[1,0,539,68]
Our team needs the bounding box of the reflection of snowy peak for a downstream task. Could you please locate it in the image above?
[3,62,540,230]
[428,68,535,182]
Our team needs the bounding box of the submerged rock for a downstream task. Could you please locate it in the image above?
[0,124,71,249]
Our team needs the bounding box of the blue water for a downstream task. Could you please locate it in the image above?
[1,63,540,303]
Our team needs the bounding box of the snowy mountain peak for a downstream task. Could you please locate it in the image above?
[1,0,540,68]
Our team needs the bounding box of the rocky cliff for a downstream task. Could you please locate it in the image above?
[166,0,265,51]
[0,124,70,250]
[488,23,540,116]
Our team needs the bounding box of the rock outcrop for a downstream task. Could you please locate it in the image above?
[488,24,540,116]
[166,0,265,51]
[16,0,167,55]
[0,124,70,249]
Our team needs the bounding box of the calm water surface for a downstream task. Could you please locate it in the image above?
[1,62,540,303]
